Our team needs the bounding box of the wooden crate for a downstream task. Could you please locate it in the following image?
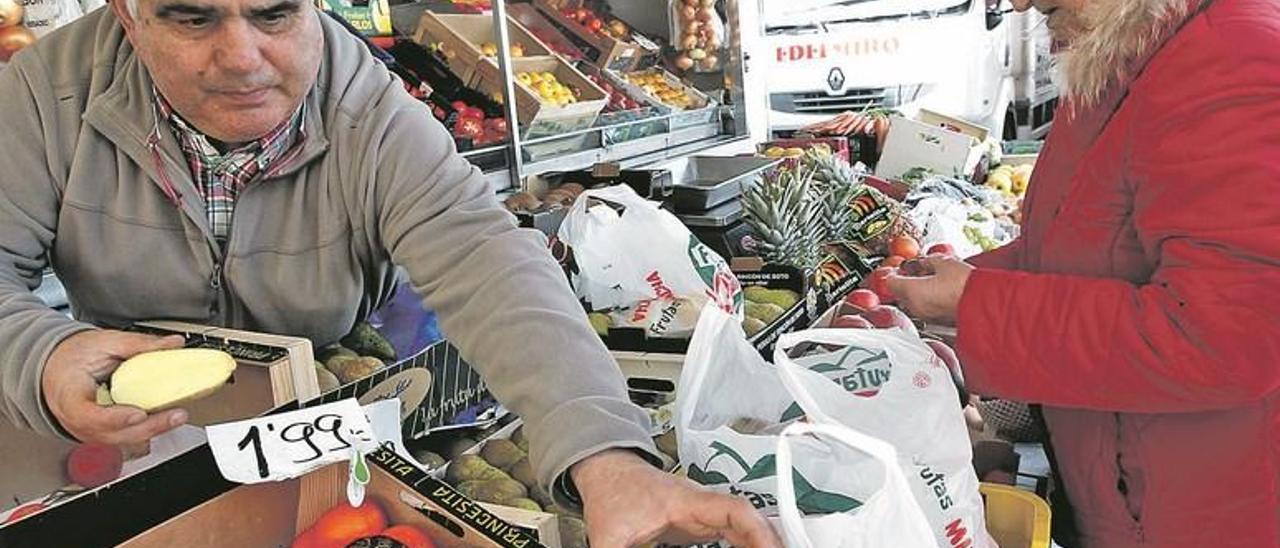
[533,0,646,71]
[413,12,553,87]
[476,56,607,138]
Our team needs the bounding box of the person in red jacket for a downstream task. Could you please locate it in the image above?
[888,0,1280,547]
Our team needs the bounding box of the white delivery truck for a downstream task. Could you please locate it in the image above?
[758,0,1058,140]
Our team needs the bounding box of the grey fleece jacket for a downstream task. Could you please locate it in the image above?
[0,7,657,492]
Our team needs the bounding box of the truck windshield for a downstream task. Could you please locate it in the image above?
[765,0,973,34]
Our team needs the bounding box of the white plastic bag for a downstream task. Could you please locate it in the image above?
[775,421,937,548]
[775,328,996,548]
[676,306,876,516]
[557,185,741,338]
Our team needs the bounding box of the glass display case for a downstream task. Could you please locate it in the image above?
[386,0,758,190]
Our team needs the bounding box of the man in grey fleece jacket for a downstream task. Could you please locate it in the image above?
[0,0,780,545]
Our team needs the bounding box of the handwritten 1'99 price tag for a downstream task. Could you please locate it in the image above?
[206,399,380,484]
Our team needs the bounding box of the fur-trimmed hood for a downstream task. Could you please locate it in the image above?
[1058,0,1204,106]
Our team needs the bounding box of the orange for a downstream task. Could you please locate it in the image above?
[311,501,387,547]
[888,236,920,260]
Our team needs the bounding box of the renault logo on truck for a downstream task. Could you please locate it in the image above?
[828,67,846,92]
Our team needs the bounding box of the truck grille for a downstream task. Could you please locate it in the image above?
[771,88,888,115]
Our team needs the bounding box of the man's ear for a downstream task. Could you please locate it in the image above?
[110,0,139,40]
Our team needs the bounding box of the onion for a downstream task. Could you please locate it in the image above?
[700,54,720,70]
[696,8,714,22]
[680,5,696,20]
[674,55,694,71]
[688,48,707,61]
[680,34,698,50]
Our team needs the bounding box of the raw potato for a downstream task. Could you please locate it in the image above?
[509,457,537,487]
[475,478,529,503]
[327,356,384,384]
[480,439,526,471]
[447,455,509,484]
[109,349,236,412]
[315,364,341,392]
[315,343,357,363]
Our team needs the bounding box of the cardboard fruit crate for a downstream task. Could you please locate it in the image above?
[476,56,607,139]
[507,3,589,63]
[533,0,648,71]
[611,68,716,129]
[413,12,552,87]
[118,449,547,548]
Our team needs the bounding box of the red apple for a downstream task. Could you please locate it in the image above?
[926,243,955,256]
[66,443,123,488]
[862,305,912,330]
[842,289,880,312]
[3,502,48,525]
[831,314,873,329]
[865,267,896,303]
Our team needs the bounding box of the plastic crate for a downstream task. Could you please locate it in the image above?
[981,483,1052,548]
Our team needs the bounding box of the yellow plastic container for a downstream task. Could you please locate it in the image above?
[981,483,1053,548]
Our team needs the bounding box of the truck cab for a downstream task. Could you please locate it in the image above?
[759,0,1057,140]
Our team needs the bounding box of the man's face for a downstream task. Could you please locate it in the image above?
[1011,0,1091,44]
[113,0,322,144]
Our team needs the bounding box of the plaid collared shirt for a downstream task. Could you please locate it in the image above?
[155,91,304,249]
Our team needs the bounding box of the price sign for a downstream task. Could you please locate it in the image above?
[206,399,379,484]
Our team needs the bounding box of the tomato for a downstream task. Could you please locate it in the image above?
[586,18,604,32]
[484,117,508,134]
[864,267,896,303]
[309,502,387,547]
[450,100,468,112]
[382,525,438,548]
[453,117,484,139]
[842,289,880,312]
[887,236,920,260]
[460,106,485,121]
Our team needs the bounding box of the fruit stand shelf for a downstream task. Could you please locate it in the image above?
[460,112,744,177]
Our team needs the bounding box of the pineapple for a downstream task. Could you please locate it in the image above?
[802,148,865,243]
[742,166,824,270]
[803,147,862,190]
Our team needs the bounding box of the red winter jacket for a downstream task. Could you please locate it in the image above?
[956,1,1280,546]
